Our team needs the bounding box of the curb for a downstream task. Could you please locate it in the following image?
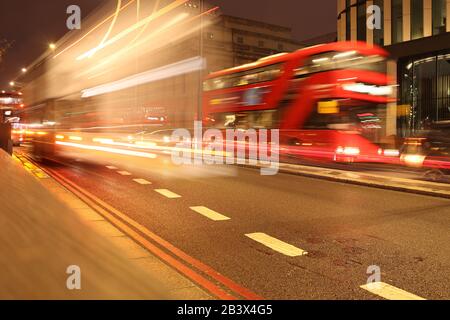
[237,162,450,200]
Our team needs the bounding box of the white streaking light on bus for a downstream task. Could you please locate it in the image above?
[81,56,205,98]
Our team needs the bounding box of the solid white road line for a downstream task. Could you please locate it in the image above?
[117,171,132,176]
[190,206,230,221]
[106,166,118,170]
[245,233,307,257]
[360,282,426,300]
[154,189,181,199]
[133,178,152,185]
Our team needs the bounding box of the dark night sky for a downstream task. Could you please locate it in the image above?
[0,0,336,89]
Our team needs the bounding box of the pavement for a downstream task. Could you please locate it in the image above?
[11,145,450,300]
[8,151,213,299]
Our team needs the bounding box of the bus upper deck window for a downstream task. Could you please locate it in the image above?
[296,51,387,76]
[205,63,283,91]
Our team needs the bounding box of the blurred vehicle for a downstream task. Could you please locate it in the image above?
[400,121,450,181]
[131,129,180,146]
[203,41,397,163]
[11,123,25,146]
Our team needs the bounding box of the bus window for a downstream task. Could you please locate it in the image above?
[210,110,280,129]
[296,51,387,77]
[204,63,283,91]
[303,102,384,142]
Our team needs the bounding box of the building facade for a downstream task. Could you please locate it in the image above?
[203,15,301,73]
[337,0,450,136]
[20,0,302,128]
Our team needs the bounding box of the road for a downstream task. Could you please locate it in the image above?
[17,146,450,300]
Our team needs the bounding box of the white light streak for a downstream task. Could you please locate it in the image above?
[81,56,205,98]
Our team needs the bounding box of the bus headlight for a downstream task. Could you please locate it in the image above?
[336,146,360,156]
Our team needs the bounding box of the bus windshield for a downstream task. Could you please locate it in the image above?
[296,51,387,77]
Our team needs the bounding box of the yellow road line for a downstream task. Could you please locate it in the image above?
[360,282,426,300]
[24,162,35,169]
[190,206,230,221]
[154,189,181,199]
[13,153,48,179]
[245,233,307,257]
[35,171,49,179]
[133,178,152,185]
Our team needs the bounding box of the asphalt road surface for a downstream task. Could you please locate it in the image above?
[18,146,450,300]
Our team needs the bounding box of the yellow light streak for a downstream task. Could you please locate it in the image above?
[76,0,189,61]
[53,0,136,59]
[81,12,190,77]
[88,0,123,59]
[81,5,219,78]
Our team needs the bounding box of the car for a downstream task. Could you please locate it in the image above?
[400,121,450,181]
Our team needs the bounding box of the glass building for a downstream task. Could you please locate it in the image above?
[337,0,450,136]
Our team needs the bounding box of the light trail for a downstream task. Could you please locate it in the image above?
[128,0,161,45]
[80,56,205,98]
[55,141,157,159]
[88,0,123,59]
[82,12,189,78]
[53,0,136,59]
[76,0,189,61]
[81,5,219,78]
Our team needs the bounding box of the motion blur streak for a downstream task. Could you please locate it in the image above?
[85,6,219,75]
[88,0,123,59]
[55,141,157,159]
[81,56,205,98]
[83,12,190,77]
[86,135,230,157]
[53,0,137,59]
[129,0,161,45]
[76,0,189,61]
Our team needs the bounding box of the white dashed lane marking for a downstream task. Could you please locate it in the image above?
[190,206,230,221]
[106,166,118,170]
[245,233,307,257]
[360,282,426,300]
[117,171,132,176]
[154,189,181,199]
[133,178,152,185]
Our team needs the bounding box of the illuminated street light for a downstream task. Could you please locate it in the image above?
[21,68,27,73]
[9,81,23,88]
[49,43,56,50]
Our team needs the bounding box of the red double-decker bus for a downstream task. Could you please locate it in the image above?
[203,41,396,163]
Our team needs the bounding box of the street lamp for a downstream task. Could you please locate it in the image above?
[21,68,27,73]
[9,81,23,89]
[49,43,56,50]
